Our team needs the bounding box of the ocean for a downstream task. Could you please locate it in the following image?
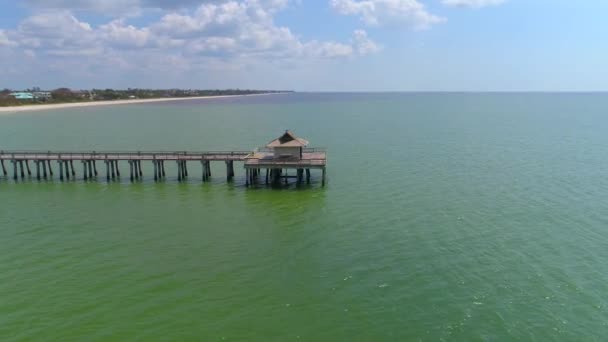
[1,93,608,340]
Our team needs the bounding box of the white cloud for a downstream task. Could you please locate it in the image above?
[2,0,379,81]
[330,0,445,30]
[442,0,505,8]
[99,20,150,48]
[0,30,17,47]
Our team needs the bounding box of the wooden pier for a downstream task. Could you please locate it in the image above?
[0,132,326,186]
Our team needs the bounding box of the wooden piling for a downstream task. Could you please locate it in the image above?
[42,160,47,178]
[70,160,75,176]
[59,161,64,181]
[83,161,88,180]
[306,169,311,183]
[65,161,70,180]
[35,161,40,180]
[322,167,326,186]
[110,160,116,179]
[48,160,53,176]
[115,161,121,177]
[93,160,98,176]
[153,160,158,181]
[0,160,6,176]
[12,160,17,180]
[25,160,31,176]
[19,160,25,179]
[105,160,110,181]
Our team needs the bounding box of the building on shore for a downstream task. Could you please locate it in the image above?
[9,92,34,100]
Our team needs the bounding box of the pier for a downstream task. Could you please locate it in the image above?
[0,132,327,186]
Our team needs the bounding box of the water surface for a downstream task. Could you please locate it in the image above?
[1,93,608,340]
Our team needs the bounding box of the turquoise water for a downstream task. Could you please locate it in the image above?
[1,93,608,340]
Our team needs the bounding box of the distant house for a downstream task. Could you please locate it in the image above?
[9,92,34,100]
[266,131,309,159]
[33,92,52,100]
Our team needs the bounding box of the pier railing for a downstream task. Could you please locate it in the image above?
[0,150,252,161]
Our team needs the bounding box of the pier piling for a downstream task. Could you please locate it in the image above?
[12,160,17,180]
[110,160,116,179]
[42,160,47,179]
[48,160,53,176]
[322,168,326,186]
[0,160,6,176]
[82,161,88,180]
[25,160,31,176]
[35,161,40,180]
[177,161,182,181]
[105,160,110,181]
[153,160,158,181]
[58,161,64,181]
[19,160,25,179]
[64,161,70,180]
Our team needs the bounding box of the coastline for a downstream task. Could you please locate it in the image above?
[0,93,283,114]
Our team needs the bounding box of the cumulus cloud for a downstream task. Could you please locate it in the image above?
[0,30,17,47]
[330,0,445,30]
[442,0,506,8]
[2,0,379,78]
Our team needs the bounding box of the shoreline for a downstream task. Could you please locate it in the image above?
[0,93,284,114]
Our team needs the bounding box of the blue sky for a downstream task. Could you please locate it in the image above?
[0,0,607,91]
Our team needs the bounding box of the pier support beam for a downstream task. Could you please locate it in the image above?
[25,160,31,176]
[64,161,70,180]
[88,161,93,179]
[322,168,326,187]
[42,160,47,179]
[93,161,98,176]
[12,160,17,180]
[48,160,53,176]
[0,160,6,176]
[129,161,134,181]
[59,160,64,181]
[19,160,25,179]
[115,161,121,177]
[105,160,110,181]
[110,160,115,180]
[177,161,183,181]
[153,160,158,181]
[306,169,311,184]
[226,161,235,181]
[133,160,139,180]
[136,160,141,178]
[70,160,75,177]
[35,161,40,180]
[82,161,88,180]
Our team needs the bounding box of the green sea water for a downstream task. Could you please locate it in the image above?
[1,93,608,341]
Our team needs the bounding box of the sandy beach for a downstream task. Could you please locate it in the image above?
[0,93,280,114]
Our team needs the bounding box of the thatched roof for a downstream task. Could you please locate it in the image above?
[266,130,309,148]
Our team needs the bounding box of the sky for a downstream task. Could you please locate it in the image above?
[0,0,607,91]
